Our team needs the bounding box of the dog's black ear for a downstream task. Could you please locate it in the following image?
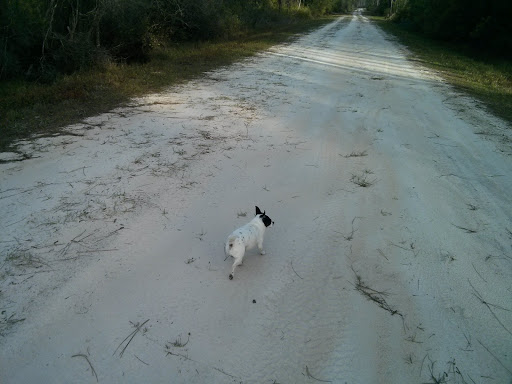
[255,206,262,215]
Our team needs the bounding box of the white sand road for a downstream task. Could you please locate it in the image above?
[1,10,512,384]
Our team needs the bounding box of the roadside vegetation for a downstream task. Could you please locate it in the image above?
[0,19,334,151]
[366,0,511,56]
[366,0,512,124]
[0,0,354,151]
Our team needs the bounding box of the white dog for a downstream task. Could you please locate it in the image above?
[225,206,274,280]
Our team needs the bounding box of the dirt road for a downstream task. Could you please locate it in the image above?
[1,11,511,383]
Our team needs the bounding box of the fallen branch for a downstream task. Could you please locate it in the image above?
[451,223,478,234]
[165,350,191,360]
[471,262,487,283]
[377,248,389,261]
[305,365,331,383]
[113,319,150,358]
[468,280,512,337]
[165,349,240,380]
[290,260,303,280]
[76,249,118,254]
[388,241,418,257]
[350,266,404,322]
[212,366,238,379]
[0,313,26,335]
[342,217,362,241]
[477,339,512,375]
[72,353,98,382]
[134,355,149,366]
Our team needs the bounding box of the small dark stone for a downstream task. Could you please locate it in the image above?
[229,274,233,280]
[252,299,256,303]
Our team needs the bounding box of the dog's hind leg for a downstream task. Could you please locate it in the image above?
[257,239,266,255]
[229,256,243,280]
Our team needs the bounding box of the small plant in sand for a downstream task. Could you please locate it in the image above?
[342,150,368,158]
[404,353,415,365]
[0,312,26,336]
[168,333,190,348]
[6,250,50,270]
[350,171,377,187]
[195,228,206,241]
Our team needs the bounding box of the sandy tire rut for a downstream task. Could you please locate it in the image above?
[1,10,511,384]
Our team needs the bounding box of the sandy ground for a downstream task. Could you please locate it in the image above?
[1,11,512,384]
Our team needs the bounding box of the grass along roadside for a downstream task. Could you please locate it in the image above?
[370,17,512,125]
[0,18,334,153]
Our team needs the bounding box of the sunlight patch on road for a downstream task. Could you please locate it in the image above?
[268,49,430,82]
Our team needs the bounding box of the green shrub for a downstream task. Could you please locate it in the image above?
[404,0,512,56]
[292,7,313,19]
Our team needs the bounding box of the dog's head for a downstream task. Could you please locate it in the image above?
[255,206,274,227]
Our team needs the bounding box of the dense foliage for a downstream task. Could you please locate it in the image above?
[366,0,512,56]
[0,0,353,82]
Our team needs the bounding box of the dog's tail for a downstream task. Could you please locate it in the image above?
[225,235,236,256]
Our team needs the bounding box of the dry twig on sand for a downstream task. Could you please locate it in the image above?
[134,355,149,366]
[113,319,150,358]
[305,365,332,383]
[0,313,26,335]
[350,266,405,327]
[477,339,512,376]
[468,280,512,337]
[165,345,240,380]
[290,259,303,280]
[377,248,389,261]
[471,262,487,283]
[341,216,362,241]
[388,241,419,257]
[72,353,98,382]
[451,223,479,234]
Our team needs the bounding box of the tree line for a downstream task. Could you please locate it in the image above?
[0,0,356,82]
[367,0,511,56]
